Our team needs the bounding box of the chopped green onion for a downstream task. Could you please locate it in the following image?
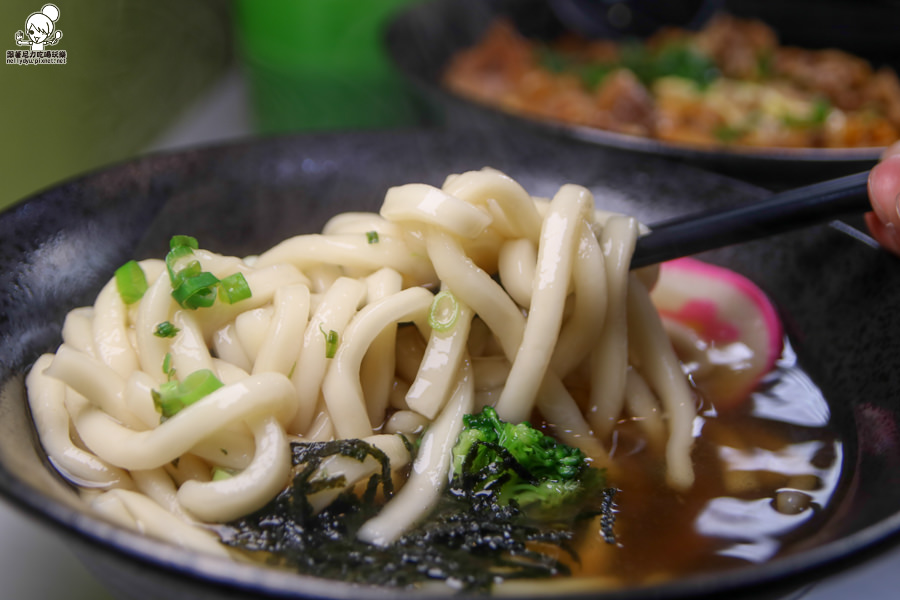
[212,466,236,481]
[320,325,339,358]
[162,352,175,380]
[366,230,380,244]
[165,244,196,283]
[218,272,252,304]
[153,321,180,338]
[115,260,148,304]
[151,368,223,419]
[169,235,199,250]
[171,271,220,309]
[428,290,460,332]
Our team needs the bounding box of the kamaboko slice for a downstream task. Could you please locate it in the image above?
[649,258,783,411]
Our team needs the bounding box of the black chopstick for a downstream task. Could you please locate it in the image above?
[630,171,871,269]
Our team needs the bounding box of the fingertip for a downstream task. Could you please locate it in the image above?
[868,155,900,227]
[881,141,900,161]
[865,212,900,256]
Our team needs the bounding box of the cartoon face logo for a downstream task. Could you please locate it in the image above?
[15,4,63,51]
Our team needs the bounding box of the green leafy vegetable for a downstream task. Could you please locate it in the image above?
[451,406,609,521]
[220,436,609,591]
[220,413,616,592]
[114,260,148,304]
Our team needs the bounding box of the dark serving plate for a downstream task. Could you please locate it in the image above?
[383,0,889,183]
[1,130,900,600]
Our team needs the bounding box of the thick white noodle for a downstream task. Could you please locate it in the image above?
[495,184,591,422]
[27,354,133,489]
[253,284,310,376]
[29,168,706,562]
[305,434,411,513]
[626,276,696,489]
[62,307,96,358]
[91,489,229,557]
[234,308,273,366]
[134,268,177,382]
[550,220,607,378]
[68,373,296,470]
[171,310,215,377]
[497,238,537,308]
[405,288,474,420]
[441,168,542,242]
[254,233,436,286]
[289,277,366,434]
[322,286,435,440]
[359,269,403,428]
[426,225,602,457]
[381,184,493,239]
[624,369,667,450]
[43,344,142,430]
[358,358,474,546]
[212,323,251,374]
[588,216,639,439]
[177,415,290,522]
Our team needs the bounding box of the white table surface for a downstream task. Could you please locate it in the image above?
[4,68,900,599]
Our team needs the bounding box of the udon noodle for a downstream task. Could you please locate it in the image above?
[28,168,756,583]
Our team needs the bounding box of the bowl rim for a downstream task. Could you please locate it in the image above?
[1,130,899,599]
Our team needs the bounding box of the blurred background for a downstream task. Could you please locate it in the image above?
[2,0,900,597]
[3,0,899,211]
[0,0,433,212]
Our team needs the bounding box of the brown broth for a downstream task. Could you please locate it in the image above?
[563,339,843,585]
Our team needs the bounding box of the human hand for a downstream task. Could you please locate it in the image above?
[865,141,900,256]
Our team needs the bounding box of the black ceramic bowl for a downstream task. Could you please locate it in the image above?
[1,130,899,600]
[383,0,888,184]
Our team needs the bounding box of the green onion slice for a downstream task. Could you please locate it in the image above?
[169,235,199,250]
[366,230,380,244]
[211,466,236,481]
[218,272,252,304]
[165,244,195,283]
[428,290,460,332]
[115,260,148,304]
[172,271,220,309]
[151,368,223,419]
[153,321,180,338]
[162,352,175,380]
[320,325,339,358]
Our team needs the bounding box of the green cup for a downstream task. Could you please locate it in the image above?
[233,0,425,133]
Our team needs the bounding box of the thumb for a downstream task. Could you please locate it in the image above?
[868,155,900,229]
[866,153,900,255]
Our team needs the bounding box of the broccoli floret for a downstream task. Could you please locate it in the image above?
[451,407,609,521]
